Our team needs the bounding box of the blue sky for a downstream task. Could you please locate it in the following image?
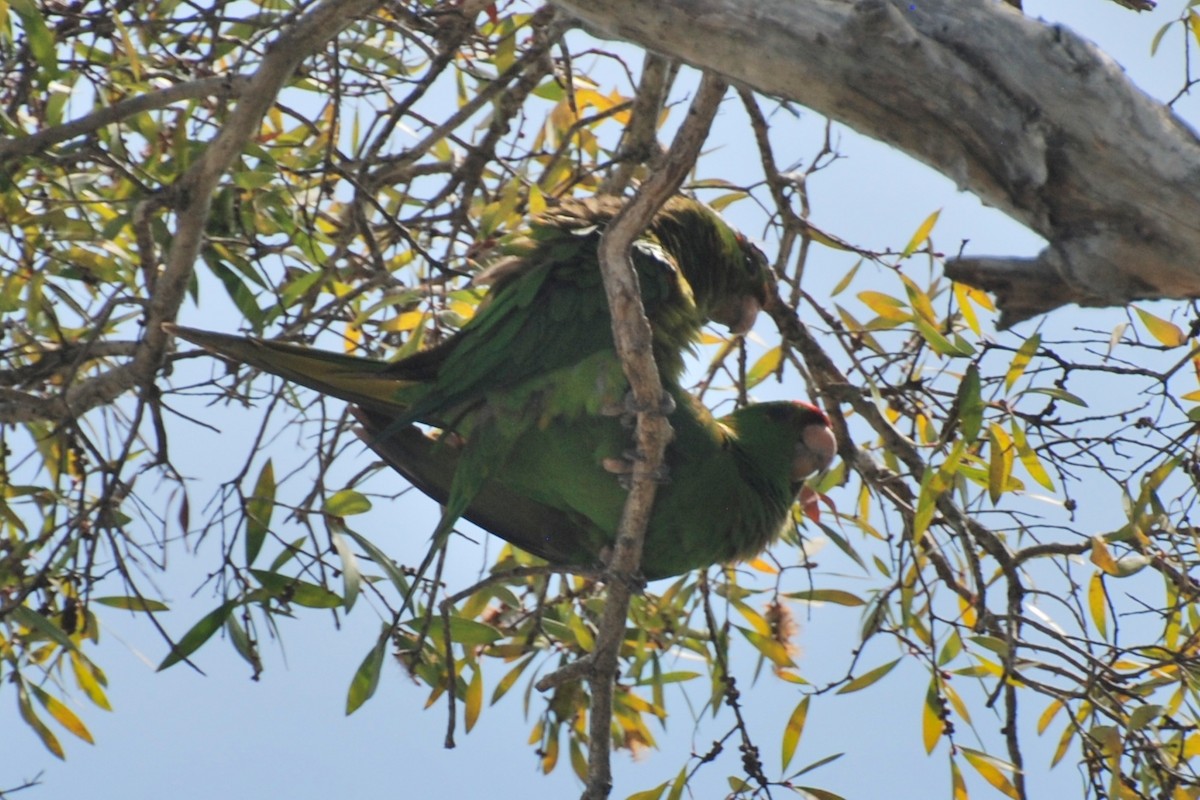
[7,2,1196,798]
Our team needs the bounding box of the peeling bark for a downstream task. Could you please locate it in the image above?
[550,0,1200,327]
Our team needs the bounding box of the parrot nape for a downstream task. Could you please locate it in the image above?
[351,392,836,580]
[166,194,770,543]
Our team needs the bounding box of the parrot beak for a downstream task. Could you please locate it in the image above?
[792,417,837,483]
[713,294,763,335]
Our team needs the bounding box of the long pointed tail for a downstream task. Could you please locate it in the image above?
[165,324,414,414]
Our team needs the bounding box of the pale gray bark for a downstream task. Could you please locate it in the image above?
[550,0,1200,327]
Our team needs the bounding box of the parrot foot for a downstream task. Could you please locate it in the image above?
[602,450,671,489]
[600,391,676,428]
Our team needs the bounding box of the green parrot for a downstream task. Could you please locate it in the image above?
[167,195,770,541]
[350,391,835,579]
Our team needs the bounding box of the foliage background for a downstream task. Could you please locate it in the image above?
[4,1,1200,798]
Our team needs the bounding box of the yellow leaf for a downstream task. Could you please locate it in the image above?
[29,684,93,744]
[1051,718,1076,767]
[781,696,810,770]
[961,748,1019,799]
[1037,699,1064,735]
[858,290,911,321]
[18,684,64,759]
[567,612,595,652]
[987,424,1013,504]
[901,273,937,324]
[464,666,483,732]
[836,658,900,694]
[943,681,971,724]
[381,310,427,333]
[1134,306,1186,347]
[922,679,945,754]
[527,184,547,216]
[71,651,111,711]
[830,259,861,297]
[112,15,142,81]
[343,323,362,353]
[746,345,782,389]
[954,281,981,336]
[1005,334,1040,392]
[950,758,968,800]
[901,208,942,258]
[738,628,796,669]
[746,556,779,574]
[541,727,559,773]
[1090,536,1119,575]
[1011,420,1054,491]
[1089,572,1109,638]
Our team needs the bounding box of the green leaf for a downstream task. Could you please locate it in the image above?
[626,782,668,800]
[250,569,344,609]
[837,658,900,694]
[665,764,689,800]
[491,654,535,705]
[343,529,410,595]
[1020,386,1087,406]
[737,627,796,669]
[245,459,275,566]
[10,605,79,652]
[785,589,865,607]
[346,626,389,714]
[781,695,811,770]
[158,602,235,670]
[94,596,170,612]
[323,489,372,517]
[416,616,503,646]
[955,363,983,443]
[9,0,59,79]
[1128,703,1163,730]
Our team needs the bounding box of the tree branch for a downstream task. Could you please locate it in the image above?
[0,0,386,424]
[550,0,1200,326]
[576,71,729,800]
[0,75,252,160]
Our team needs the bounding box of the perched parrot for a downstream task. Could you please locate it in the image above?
[351,391,835,579]
[167,195,770,541]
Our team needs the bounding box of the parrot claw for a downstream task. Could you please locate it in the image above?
[602,450,671,489]
[600,390,676,428]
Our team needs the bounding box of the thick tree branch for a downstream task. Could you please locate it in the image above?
[550,0,1200,327]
